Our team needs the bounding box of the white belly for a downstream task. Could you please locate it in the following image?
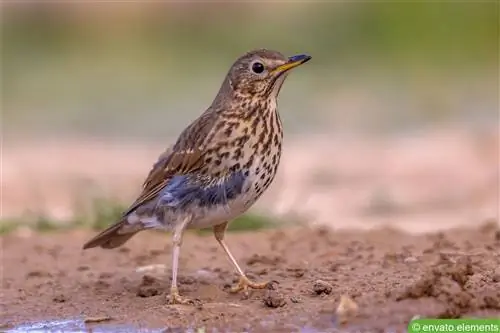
[186,189,255,229]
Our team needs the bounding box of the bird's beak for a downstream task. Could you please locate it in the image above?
[271,54,312,75]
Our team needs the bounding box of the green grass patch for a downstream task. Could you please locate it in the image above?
[0,197,128,235]
[33,216,61,232]
[0,219,22,234]
[0,198,285,236]
[0,215,63,234]
[227,214,276,232]
[194,213,280,235]
[81,198,128,231]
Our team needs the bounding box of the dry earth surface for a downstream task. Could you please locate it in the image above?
[2,224,500,332]
[2,129,499,332]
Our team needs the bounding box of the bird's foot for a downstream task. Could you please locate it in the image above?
[229,275,274,296]
[166,287,194,305]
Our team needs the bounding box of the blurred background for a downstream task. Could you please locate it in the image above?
[2,2,499,232]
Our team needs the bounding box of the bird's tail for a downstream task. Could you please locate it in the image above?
[82,218,139,250]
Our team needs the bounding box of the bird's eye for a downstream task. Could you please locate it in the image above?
[251,62,265,74]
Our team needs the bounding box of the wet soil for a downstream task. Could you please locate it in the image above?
[2,223,500,332]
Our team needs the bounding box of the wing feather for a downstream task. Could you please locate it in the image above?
[122,112,216,217]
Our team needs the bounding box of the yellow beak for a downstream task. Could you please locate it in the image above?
[271,54,312,75]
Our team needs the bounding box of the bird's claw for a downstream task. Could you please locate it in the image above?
[166,288,195,305]
[229,276,273,296]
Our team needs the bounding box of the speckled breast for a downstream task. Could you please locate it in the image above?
[158,106,283,229]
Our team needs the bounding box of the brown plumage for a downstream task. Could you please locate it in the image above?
[83,49,311,304]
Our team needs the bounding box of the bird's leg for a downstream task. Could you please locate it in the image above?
[213,222,270,296]
[166,216,194,305]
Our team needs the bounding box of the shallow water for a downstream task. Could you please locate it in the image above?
[5,317,167,333]
[4,317,336,333]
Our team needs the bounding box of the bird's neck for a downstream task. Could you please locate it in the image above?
[211,78,279,118]
[210,77,235,109]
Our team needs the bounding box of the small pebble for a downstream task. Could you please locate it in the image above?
[52,294,67,303]
[136,286,160,298]
[492,267,500,282]
[26,270,51,278]
[313,279,333,295]
[336,295,358,324]
[98,272,113,279]
[84,316,112,323]
[263,290,286,308]
[135,264,166,274]
[404,256,418,264]
[141,274,157,286]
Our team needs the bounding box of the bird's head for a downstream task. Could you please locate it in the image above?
[220,49,311,101]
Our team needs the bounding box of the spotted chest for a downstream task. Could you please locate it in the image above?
[203,101,283,200]
[168,107,282,228]
[133,102,284,231]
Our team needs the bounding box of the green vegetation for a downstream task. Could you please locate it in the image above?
[0,198,280,235]
[0,220,20,234]
[195,213,278,235]
[2,2,498,138]
[226,214,277,232]
[0,216,66,234]
[81,198,129,231]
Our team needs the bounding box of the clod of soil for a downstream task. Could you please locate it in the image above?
[136,274,162,298]
[492,267,500,282]
[52,294,68,303]
[396,253,500,318]
[246,254,283,266]
[84,316,112,324]
[313,279,333,295]
[26,270,52,278]
[263,289,286,308]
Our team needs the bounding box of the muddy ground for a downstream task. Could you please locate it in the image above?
[2,222,500,332]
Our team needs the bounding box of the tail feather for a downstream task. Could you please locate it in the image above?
[82,219,139,250]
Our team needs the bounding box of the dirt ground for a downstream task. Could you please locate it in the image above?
[2,222,500,332]
[2,130,498,331]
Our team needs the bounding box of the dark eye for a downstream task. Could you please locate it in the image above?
[251,62,265,74]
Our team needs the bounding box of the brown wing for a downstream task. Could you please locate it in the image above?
[122,111,217,217]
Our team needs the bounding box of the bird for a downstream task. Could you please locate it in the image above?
[82,49,312,305]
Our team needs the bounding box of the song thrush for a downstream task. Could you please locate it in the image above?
[83,49,312,304]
